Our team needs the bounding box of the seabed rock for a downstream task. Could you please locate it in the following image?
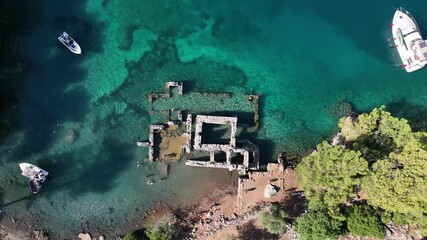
[33,230,48,240]
[327,99,354,118]
[64,129,76,143]
[331,132,342,146]
[77,232,91,240]
[264,184,278,198]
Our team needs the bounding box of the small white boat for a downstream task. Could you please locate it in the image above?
[19,163,49,194]
[58,32,82,54]
[392,7,427,72]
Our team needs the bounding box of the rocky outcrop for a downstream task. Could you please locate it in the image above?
[77,232,91,240]
[64,129,76,143]
[331,132,342,146]
[32,230,48,240]
[263,184,278,198]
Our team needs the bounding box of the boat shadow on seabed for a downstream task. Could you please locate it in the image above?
[0,178,79,209]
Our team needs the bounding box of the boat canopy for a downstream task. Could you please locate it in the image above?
[21,166,38,178]
[20,163,49,181]
[416,41,427,59]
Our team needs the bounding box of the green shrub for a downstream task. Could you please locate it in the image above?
[222,233,238,240]
[259,203,288,235]
[123,232,140,240]
[295,141,369,220]
[296,210,343,240]
[346,204,385,238]
[145,221,177,240]
[295,107,427,237]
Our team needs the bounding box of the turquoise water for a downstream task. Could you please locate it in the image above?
[2,0,427,238]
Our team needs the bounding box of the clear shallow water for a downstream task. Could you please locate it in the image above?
[2,0,427,238]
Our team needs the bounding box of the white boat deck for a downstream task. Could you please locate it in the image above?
[392,8,427,72]
[58,32,82,54]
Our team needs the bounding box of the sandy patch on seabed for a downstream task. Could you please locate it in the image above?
[1,224,31,240]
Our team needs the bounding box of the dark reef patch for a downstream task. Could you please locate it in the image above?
[325,98,357,119]
[118,24,140,51]
[110,35,249,111]
[211,12,260,42]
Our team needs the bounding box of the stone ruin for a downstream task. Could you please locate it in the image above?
[136,82,299,213]
[186,115,259,172]
[137,81,259,172]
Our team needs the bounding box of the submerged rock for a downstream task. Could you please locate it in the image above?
[327,99,355,118]
[331,132,343,146]
[33,230,48,240]
[78,232,91,240]
[64,129,76,143]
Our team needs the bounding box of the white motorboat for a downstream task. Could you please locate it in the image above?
[392,7,427,72]
[58,32,82,54]
[19,163,49,194]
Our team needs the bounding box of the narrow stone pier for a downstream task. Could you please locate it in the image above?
[148,125,164,162]
[185,113,192,153]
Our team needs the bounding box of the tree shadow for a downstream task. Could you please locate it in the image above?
[386,99,427,132]
[281,191,308,220]
[256,139,276,164]
[342,127,397,165]
[237,220,279,240]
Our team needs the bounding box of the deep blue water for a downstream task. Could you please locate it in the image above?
[1,0,427,238]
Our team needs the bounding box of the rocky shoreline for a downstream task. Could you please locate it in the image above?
[0,221,47,240]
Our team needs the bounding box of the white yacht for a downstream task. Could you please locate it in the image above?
[392,8,427,72]
[19,163,49,194]
[58,32,82,54]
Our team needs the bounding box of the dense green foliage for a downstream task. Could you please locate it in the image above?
[339,107,412,146]
[145,221,177,240]
[222,234,238,240]
[296,107,427,238]
[339,107,412,163]
[123,232,140,240]
[295,142,369,220]
[362,136,427,235]
[295,209,343,240]
[259,203,288,234]
[346,204,385,238]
